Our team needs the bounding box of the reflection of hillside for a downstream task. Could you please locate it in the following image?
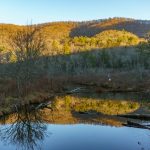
[0,97,145,150]
[41,108,123,127]
[53,96,140,115]
[0,107,123,127]
[0,96,140,127]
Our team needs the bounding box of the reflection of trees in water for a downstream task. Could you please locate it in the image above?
[0,105,48,150]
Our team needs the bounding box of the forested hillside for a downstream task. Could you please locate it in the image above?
[0,17,150,53]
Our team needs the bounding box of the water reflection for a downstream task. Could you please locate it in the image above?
[0,94,148,150]
[52,95,140,115]
[0,105,48,150]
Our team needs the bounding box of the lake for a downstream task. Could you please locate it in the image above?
[0,92,149,150]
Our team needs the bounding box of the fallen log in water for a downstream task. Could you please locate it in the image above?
[35,101,52,110]
[123,121,150,130]
[118,114,150,120]
[66,87,85,94]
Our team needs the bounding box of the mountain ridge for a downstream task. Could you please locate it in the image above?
[0,17,149,53]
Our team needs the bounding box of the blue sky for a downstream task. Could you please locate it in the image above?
[0,0,150,25]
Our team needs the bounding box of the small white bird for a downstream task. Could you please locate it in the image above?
[108,74,112,82]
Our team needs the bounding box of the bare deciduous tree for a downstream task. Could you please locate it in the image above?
[10,25,46,61]
[9,25,47,96]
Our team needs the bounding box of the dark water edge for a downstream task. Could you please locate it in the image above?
[71,91,150,101]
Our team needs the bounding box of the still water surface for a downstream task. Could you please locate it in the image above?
[0,92,149,150]
[0,124,149,150]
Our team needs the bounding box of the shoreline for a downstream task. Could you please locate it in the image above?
[0,71,150,118]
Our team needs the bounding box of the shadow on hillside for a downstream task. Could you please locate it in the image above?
[0,45,140,73]
[70,21,150,38]
[0,44,149,79]
[0,44,149,98]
